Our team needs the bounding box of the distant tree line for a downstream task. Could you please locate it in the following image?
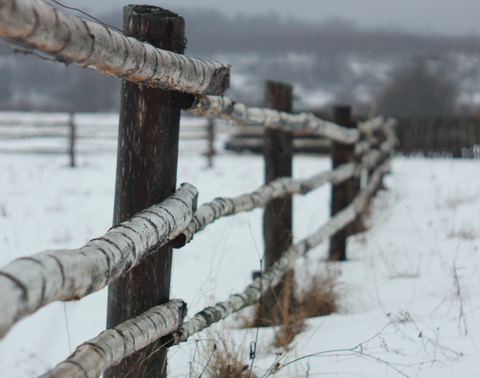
[1,8,480,115]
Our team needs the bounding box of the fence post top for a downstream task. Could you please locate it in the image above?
[125,5,182,18]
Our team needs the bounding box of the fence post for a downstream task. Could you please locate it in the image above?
[206,115,215,168]
[68,112,75,167]
[256,80,293,325]
[105,6,186,378]
[328,105,357,261]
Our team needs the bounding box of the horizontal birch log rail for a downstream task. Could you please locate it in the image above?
[39,299,187,378]
[358,115,385,134]
[164,158,392,347]
[361,124,397,170]
[354,118,397,158]
[0,183,198,340]
[188,95,360,145]
[169,162,356,248]
[0,0,230,95]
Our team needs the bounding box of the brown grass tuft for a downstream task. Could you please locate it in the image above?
[243,267,339,349]
[200,335,257,378]
[447,226,477,240]
[297,269,338,319]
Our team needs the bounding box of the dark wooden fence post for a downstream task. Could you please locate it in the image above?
[105,6,186,378]
[329,105,357,261]
[257,80,293,325]
[206,115,215,168]
[68,112,75,167]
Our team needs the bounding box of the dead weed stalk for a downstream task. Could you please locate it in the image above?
[244,266,338,349]
[198,332,257,378]
[272,268,338,348]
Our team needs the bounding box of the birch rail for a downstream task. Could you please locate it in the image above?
[188,95,361,145]
[0,183,197,340]
[0,0,230,95]
[39,299,187,378]
[170,162,357,248]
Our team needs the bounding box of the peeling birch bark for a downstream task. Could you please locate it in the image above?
[165,159,392,346]
[0,183,197,340]
[38,299,187,378]
[354,140,371,157]
[358,115,385,134]
[188,95,360,145]
[0,0,230,95]
[169,163,356,248]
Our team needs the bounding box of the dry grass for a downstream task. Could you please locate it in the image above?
[447,226,477,240]
[271,314,306,349]
[195,268,338,376]
[272,268,338,348]
[243,267,339,349]
[297,270,338,318]
[199,334,257,378]
[445,195,478,210]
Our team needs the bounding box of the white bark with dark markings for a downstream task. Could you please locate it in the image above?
[0,0,230,95]
[0,183,197,340]
[38,299,187,378]
[189,95,360,145]
[358,115,385,134]
[166,159,392,346]
[361,120,398,170]
[170,163,356,248]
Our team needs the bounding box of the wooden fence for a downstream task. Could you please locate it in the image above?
[0,1,397,377]
[396,116,480,157]
[0,112,227,163]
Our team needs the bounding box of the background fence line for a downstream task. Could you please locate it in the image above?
[396,116,480,157]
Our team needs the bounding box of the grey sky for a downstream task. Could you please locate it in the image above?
[68,0,480,36]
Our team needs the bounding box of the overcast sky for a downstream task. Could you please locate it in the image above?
[61,0,480,36]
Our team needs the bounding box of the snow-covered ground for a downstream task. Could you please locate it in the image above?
[0,116,479,377]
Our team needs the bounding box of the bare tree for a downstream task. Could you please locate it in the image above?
[378,55,458,117]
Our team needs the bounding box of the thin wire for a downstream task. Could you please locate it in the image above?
[49,0,129,36]
[49,0,188,49]
[63,302,72,355]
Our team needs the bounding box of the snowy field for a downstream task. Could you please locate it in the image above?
[0,117,480,377]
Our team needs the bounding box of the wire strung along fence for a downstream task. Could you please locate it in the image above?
[0,1,397,377]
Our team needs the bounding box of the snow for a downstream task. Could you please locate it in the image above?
[0,114,479,377]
